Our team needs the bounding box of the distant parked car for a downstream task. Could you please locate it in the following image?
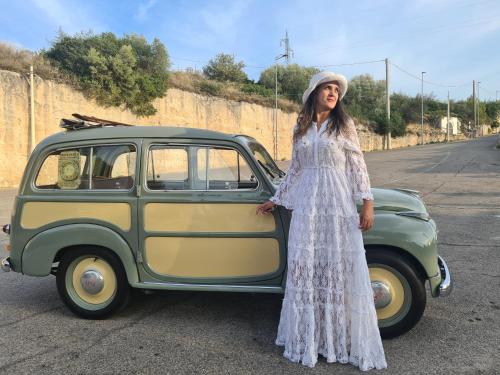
[1,114,452,338]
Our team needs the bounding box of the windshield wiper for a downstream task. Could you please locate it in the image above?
[257,159,275,178]
[276,168,286,178]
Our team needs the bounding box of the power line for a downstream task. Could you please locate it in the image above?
[390,61,469,88]
[478,85,497,97]
[314,59,385,68]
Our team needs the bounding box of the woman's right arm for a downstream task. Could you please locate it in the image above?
[269,135,302,210]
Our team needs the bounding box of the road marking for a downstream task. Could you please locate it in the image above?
[423,151,451,173]
[378,151,451,186]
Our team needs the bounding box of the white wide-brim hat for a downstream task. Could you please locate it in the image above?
[302,71,348,104]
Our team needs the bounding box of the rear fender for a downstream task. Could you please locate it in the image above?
[21,224,139,284]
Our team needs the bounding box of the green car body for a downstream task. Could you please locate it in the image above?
[1,122,452,338]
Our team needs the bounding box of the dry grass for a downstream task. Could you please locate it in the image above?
[169,71,300,113]
[0,42,75,84]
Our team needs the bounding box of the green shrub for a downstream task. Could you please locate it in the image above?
[44,31,170,116]
[203,53,247,83]
[240,83,273,97]
[259,64,319,104]
[196,80,222,96]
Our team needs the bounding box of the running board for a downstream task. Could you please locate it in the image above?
[131,281,284,294]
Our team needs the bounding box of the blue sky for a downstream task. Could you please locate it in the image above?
[1,0,499,101]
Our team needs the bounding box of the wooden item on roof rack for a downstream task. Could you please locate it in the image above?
[60,113,134,130]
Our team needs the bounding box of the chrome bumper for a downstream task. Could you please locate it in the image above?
[1,257,11,272]
[437,255,452,297]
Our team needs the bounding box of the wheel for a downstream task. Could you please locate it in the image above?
[366,248,426,339]
[56,247,130,319]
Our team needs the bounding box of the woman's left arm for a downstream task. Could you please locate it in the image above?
[343,120,374,230]
[344,120,374,202]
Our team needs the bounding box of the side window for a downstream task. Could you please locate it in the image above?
[111,151,136,178]
[196,147,257,190]
[147,146,188,190]
[91,145,136,189]
[35,148,89,190]
[35,145,136,190]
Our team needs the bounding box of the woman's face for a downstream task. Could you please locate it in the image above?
[315,81,340,112]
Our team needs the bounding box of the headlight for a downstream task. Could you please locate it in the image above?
[395,211,430,221]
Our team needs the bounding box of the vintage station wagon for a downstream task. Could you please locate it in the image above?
[1,115,452,338]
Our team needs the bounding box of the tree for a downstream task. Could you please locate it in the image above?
[390,93,421,124]
[452,97,475,126]
[203,53,247,82]
[485,101,500,127]
[259,64,319,103]
[44,31,170,116]
[343,74,386,122]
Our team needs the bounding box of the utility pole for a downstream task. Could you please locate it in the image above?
[421,71,426,145]
[274,58,284,160]
[477,81,481,137]
[446,90,450,142]
[472,80,476,138]
[29,66,36,153]
[385,58,391,150]
[274,63,279,160]
[496,90,498,102]
[272,31,294,160]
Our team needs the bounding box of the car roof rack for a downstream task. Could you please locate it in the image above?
[60,113,134,130]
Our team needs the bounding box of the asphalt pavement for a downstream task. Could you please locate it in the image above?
[0,135,499,374]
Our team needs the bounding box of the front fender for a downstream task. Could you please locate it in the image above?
[364,213,440,278]
[21,224,139,284]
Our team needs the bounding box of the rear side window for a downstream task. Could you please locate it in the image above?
[35,144,136,190]
[147,146,189,190]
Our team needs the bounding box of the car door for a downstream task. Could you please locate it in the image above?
[137,138,287,286]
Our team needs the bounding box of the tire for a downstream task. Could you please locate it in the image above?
[56,247,130,319]
[366,248,426,339]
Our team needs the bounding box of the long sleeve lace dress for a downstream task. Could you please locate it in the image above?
[270,119,387,371]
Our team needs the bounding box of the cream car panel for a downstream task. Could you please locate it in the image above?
[145,237,280,277]
[144,203,275,232]
[20,202,131,231]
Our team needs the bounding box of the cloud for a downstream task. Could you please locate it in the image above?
[199,0,249,39]
[136,0,158,22]
[168,0,252,54]
[30,0,102,33]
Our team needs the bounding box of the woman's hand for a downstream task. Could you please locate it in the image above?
[359,200,374,231]
[256,200,276,215]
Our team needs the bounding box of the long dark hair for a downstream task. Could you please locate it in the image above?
[293,86,351,142]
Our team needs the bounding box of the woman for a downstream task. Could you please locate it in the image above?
[256,71,387,371]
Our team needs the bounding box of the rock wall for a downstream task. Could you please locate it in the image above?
[0,69,476,188]
[0,70,299,188]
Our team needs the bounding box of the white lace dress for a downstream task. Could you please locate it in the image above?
[270,119,387,371]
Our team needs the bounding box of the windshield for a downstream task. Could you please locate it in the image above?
[248,141,285,184]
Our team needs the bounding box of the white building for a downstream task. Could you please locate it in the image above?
[439,117,461,135]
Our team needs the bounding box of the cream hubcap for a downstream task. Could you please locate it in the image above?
[369,267,405,320]
[72,258,117,304]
